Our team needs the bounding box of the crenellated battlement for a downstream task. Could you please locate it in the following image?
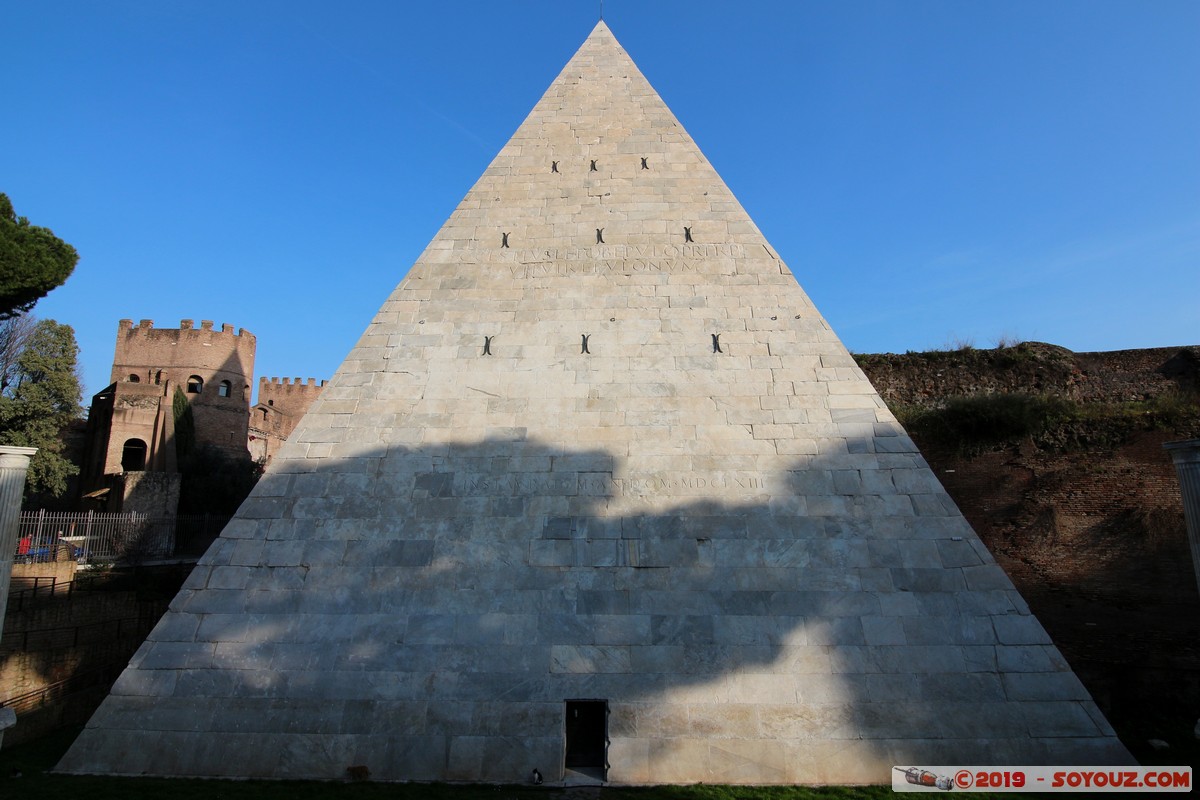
[113,318,256,382]
[110,316,257,428]
[118,318,253,339]
[259,377,328,389]
[258,376,327,412]
[252,374,327,464]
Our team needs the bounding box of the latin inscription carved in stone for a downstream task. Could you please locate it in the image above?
[611,474,766,493]
[444,244,753,277]
[452,472,769,498]
[502,244,748,279]
[517,244,746,261]
[508,260,696,279]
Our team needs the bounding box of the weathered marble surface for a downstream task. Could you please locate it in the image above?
[58,21,1132,784]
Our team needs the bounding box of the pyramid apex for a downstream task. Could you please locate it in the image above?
[587,18,615,39]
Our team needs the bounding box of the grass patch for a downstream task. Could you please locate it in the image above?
[853,341,1066,373]
[0,728,1022,800]
[1103,391,1200,429]
[897,390,1199,454]
[897,394,1077,452]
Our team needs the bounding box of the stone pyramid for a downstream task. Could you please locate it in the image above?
[59,21,1132,784]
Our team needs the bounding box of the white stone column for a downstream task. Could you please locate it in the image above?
[0,445,36,746]
[1165,439,1200,597]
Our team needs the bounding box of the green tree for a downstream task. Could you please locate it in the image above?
[172,386,259,515]
[172,386,196,460]
[0,193,79,319]
[0,313,37,393]
[0,318,83,496]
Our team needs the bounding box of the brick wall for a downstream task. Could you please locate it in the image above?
[857,343,1200,745]
[1,581,173,748]
[1,591,163,695]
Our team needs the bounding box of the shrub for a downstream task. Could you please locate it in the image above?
[902,393,1077,451]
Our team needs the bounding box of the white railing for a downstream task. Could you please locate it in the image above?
[14,510,229,565]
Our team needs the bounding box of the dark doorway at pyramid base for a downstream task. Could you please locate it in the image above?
[564,700,608,783]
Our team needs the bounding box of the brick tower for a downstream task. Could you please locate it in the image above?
[108,318,255,461]
[80,319,255,513]
[249,377,327,465]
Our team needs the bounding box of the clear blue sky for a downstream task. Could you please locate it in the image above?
[5,1,1198,402]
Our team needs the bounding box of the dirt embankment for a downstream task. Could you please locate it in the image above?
[856,342,1200,761]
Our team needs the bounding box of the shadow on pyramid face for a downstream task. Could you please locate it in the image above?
[55,18,1130,785]
[58,435,1132,783]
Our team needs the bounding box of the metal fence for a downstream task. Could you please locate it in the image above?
[14,510,229,565]
[4,575,98,614]
[0,662,125,718]
[1,614,158,652]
